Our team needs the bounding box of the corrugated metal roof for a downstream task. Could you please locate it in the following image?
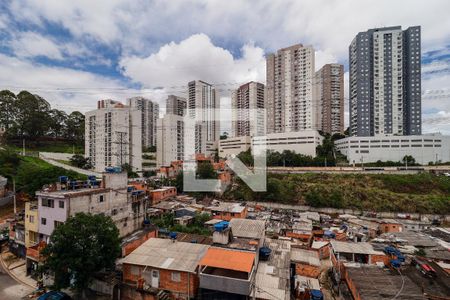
[122,238,209,273]
[230,218,265,239]
[330,240,384,255]
[200,247,255,273]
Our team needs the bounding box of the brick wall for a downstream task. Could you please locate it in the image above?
[295,263,321,278]
[122,230,157,257]
[122,264,199,298]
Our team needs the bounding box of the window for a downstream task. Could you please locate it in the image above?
[99,195,104,203]
[41,218,47,225]
[59,201,64,209]
[112,209,118,216]
[54,221,63,228]
[42,198,54,208]
[130,265,140,275]
[29,215,34,223]
[171,272,181,282]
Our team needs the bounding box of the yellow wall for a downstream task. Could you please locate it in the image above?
[24,201,39,247]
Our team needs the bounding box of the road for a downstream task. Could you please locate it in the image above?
[0,254,33,300]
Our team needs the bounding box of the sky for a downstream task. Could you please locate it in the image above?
[0,0,449,134]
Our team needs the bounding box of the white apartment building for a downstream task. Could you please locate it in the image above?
[335,134,450,165]
[85,100,142,173]
[156,114,184,167]
[35,172,145,242]
[252,130,323,157]
[231,81,265,137]
[219,136,252,158]
[266,44,316,134]
[188,80,220,153]
[127,97,159,148]
[166,95,187,116]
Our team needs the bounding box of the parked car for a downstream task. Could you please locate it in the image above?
[38,291,72,300]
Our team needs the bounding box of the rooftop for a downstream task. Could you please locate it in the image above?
[254,238,291,300]
[230,218,265,239]
[346,266,423,300]
[122,238,209,273]
[208,202,246,213]
[200,247,255,273]
[331,240,384,255]
[380,231,438,247]
[36,187,108,198]
[290,248,320,267]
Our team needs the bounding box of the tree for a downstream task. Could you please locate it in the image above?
[13,91,51,140]
[121,163,138,178]
[237,148,254,166]
[220,132,229,140]
[48,109,68,138]
[42,213,121,296]
[402,155,416,166]
[0,90,18,134]
[65,111,85,143]
[70,154,92,169]
[0,147,20,181]
[197,161,216,179]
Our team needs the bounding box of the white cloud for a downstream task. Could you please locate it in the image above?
[10,32,64,60]
[0,53,166,113]
[119,33,266,89]
[9,0,450,59]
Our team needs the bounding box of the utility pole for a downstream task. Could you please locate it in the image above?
[22,139,25,156]
[114,131,129,167]
[13,178,16,215]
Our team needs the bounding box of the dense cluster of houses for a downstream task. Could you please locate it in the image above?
[4,169,450,300]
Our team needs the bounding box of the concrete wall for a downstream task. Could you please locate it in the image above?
[38,196,68,238]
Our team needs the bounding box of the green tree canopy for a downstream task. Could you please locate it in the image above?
[197,161,217,179]
[42,213,121,295]
[0,90,85,144]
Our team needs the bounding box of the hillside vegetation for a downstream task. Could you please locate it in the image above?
[224,173,450,214]
[0,148,86,196]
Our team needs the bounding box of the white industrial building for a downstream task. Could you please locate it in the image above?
[85,100,142,173]
[252,130,323,157]
[335,134,450,165]
[219,136,252,158]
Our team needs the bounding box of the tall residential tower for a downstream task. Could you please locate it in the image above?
[266,44,315,133]
[188,80,220,154]
[349,26,421,136]
[85,100,142,172]
[127,97,159,148]
[231,81,265,137]
[314,64,345,134]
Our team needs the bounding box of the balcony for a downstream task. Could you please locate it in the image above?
[199,266,254,296]
[26,241,47,262]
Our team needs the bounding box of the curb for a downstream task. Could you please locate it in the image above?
[0,250,35,289]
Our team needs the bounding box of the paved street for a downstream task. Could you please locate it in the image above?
[0,257,33,300]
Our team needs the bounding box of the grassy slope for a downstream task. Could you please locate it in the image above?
[227,173,450,214]
[14,156,86,195]
[7,141,83,154]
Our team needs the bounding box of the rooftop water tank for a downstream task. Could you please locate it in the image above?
[259,247,272,261]
[214,221,229,232]
[310,289,323,300]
